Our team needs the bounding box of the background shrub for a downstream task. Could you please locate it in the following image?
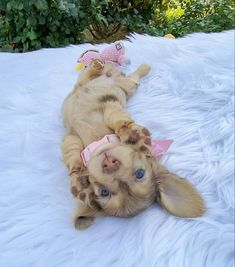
[147,0,235,37]
[0,0,234,52]
[0,0,86,52]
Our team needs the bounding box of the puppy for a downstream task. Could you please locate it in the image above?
[61,60,205,230]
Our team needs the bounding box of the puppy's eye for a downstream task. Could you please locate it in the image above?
[100,188,110,197]
[135,168,145,179]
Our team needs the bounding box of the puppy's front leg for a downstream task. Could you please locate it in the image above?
[73,199,95,230]
[116,64,150,97]
[103,102,151,145]
[76,59,104,87]
[73,188,104,230]
[106,64,151,138]
[61,133,89,197]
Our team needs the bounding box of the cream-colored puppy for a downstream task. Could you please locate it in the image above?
[61,60,205,230]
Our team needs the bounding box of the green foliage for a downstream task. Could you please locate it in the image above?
[0,0,86,52]
[0,0,234,52]
[146,0,235,37]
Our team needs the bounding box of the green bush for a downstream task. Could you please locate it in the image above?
[0,0,86,52]
[0,0,155,51]
[0,0,234,52]
[147,0,235,37]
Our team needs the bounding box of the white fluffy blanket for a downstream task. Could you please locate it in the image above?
[0,31,234,267]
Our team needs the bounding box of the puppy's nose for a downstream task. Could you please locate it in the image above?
[102,155,120,174]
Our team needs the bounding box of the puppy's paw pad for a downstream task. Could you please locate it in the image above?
[142,128,151,136]
[74,216,94,230]
[126,129,140,144]
[91,59,104,71]
[78,174,90,188]
[78,192,87,202]
[144,137,151,145]
[78,186,94,205]
[70,171,90,198]
[71,186,79,197]
[119,123,151,145]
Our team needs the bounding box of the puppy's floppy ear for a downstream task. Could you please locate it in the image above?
[152,160,205,218]
[73,201,96,230]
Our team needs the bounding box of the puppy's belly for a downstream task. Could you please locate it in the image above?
[66,81,126,146]
[69,103,111,146]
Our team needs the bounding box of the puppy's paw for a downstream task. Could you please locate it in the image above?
[90,59,104,72]
[70,170,90,198]
[137,64,151,77]
[118,122,151,145]
[74,216,94,230]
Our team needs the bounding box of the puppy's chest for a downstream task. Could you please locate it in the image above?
[88,74,117,86]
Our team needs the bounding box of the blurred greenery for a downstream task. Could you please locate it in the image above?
[148,0,235,37]
[0,0,234,52]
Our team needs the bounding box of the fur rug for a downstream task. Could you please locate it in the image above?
[0,30,234,267]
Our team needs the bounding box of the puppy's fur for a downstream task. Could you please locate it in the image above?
[61,60,205,230]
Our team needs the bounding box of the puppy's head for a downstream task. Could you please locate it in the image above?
[75,139,205,229]
[87,142,155,216]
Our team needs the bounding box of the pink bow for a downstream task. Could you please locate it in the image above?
[81,135,173,166]
[151,140,173,158]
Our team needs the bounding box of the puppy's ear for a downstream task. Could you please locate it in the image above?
[152,161,205,218]
[73,202,95,230]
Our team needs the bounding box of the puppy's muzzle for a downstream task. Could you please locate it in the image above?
[102,154,120,174]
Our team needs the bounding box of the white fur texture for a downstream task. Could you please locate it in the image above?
[0,31,234,267]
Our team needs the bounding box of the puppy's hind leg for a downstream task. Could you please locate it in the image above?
[128,64,151,82]
[117,64,151,97]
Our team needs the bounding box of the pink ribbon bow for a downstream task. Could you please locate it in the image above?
[150,139,173,158]
[81,134,173,166]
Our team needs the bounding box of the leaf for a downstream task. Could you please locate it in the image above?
[38,16,46,25]
[27,16,37,26]
[6,2,12,11]
[13,36,22,42]
[35,0,48,11]
[23,41,29,50]
[28,29,37,40]
[70,8,78,17]
[65,28,70,34]
[18,3,24,10]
